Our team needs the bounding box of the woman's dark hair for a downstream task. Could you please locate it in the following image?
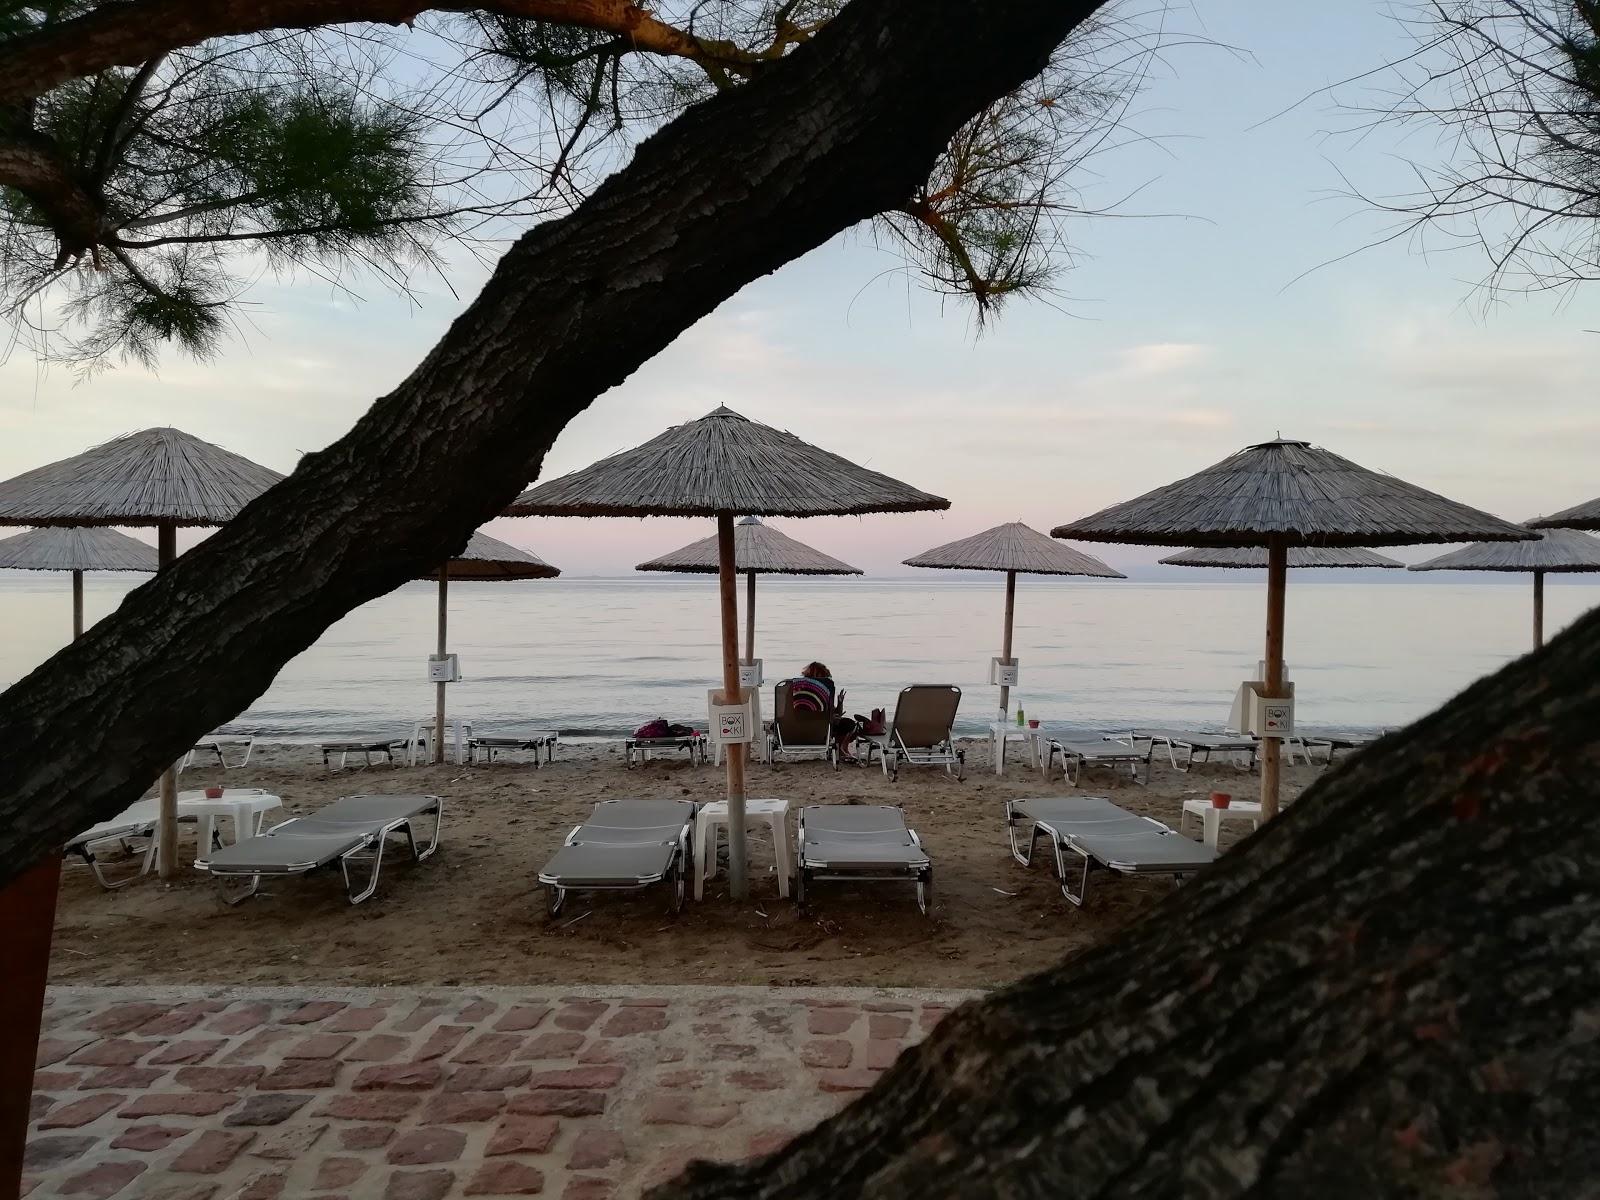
[801,661,832,680]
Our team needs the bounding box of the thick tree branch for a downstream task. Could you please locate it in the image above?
[647,608,1600,1196]
[0,0,760,108]
[0,0,1108,874]
[0,132,104,260]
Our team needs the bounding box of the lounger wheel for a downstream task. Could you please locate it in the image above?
[668,862,685,915]
[545,883,565,918]
[916,870,933,916]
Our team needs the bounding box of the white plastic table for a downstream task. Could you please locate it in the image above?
[173,789,283,854]
[408,717,472,765]
[1179,797,1262,848]
[988,722,1047,776]
[692,798,791,900]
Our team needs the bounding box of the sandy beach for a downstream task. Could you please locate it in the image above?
[50,740,1322,991]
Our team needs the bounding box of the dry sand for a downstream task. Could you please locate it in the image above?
[49,740,1322,990]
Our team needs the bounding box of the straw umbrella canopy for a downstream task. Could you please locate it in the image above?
[1409,528,1600,649]
[1160,546,1405,569]
[902,522,1123,716]
[416,532,560,763]
[1052,438,1534,818]
[0,426,285,879]
[1527,496,1600,531]
[505,406,948,899]
[637,516,862,666]
[0,527,158,638]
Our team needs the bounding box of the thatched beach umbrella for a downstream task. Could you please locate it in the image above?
[1528,496,1600,531]
[902,522,1123,717]
[418,532,559,763]
[506,406,947,899]
[1160,546,1405,569]
[0,526,157,637]
[0,427,284,878]
[637,516,862,666]
[1053,438,1533,818]
[1409,528,1600,648]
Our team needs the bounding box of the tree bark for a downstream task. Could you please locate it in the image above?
[647,605,1600,1198]
[0,0,1109,880]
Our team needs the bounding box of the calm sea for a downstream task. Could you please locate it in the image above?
[4,572,1596,741]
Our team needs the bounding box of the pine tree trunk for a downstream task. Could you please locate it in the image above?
[646,609,1600,1198]
[0,0,1108,872]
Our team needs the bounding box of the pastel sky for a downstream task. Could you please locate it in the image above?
[2,0,1597,575]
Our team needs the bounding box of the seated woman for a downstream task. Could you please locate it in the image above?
[788,661,858,764]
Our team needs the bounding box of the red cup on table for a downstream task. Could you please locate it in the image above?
[204,786,224,799]
[1028,719,1040,729]
[1209,791,1231,809]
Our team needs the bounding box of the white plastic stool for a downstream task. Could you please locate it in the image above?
[408,717,472,765]
[693,798,791,899]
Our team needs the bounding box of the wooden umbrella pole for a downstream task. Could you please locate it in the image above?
[435,572,450,764]
[1261,536,1288,820]
[998,569,1017,717]
[718,513,749,900]
[1533,569,1545,650]
[72,569,84,639]
[0,855,63,1198]
[745,570,757,664]
[157,520,180,880]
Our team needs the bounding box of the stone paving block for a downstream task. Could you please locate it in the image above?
[23,1135,96,1169]
[384,1169,455,1200]
[207,1004,271,1035]
[222,1094,311,1127]
[455,1001,498,1024]
[354,1062,443,1091]
[173,1065,264,1091]
[450,1033,522,1065]
[392,1001,451,1033]
[551,1004,607,1032]
[325,1006,390,1033]
[493,1007,550,1033]
[599,1008,666,1037]
[805,1009,857,1036]
[140,1184,221,1200]
[29,1095,53,1121]
[861,1040,903,1071]
[519,1033,583,1060]
[728,1069,786,1091]
[137,1007,212,1036]
[79,1066,165,1089]
[444,1066,531,1092]
[641,1097,737,1128]
[420,1092,506,1125]
[315,1157,370,1189]
[220,1030,291,1064]
[251,1122,328,1160]
[317,1093,421,1121]
[285,1033,356,1060]
[388,1128,468,1166]
[119,1092,237,1118]
[566,1127,625,1170]
[575,1043,621,1066]
[816,1068,882,1092]
[149,1039,228,1066]
[283,1001,348,1025]
[36,1037,95,1067]
[655,1069,704,1089]
[80,1003,168,1034]
[526,1066,623,1090]
[68,1039,149,1066]
[798,1040,850,1069]
[464,1161,545,1195]
[415,1026,472,1062]
[110,1125,191,1151]
[234,1170,288,1199]
[868,1014,911,1040]
[863,1001,914,1013]
[348,1034,411,1062]
[508,1091,606,1117]
[38,1093,124,1128]
[746,1129,793,1157]
[259,1060,339,1090]
[169,1129,255,1174]
[560,1179,615,1200]
[485,1115,560,1156]
[35,1069,82,1090]
[57,1159,145,1196]
[339,1124,395,1150]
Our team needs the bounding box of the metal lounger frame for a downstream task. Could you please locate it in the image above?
[1133,731,1258,774]
[321,740,408,769]
[1006,798,1205,907]
[470,733,559,766]
[624,736,705,768]
[67,823,158,890]
[201,798,443,906]
[539,818,692,917]
[1045,738,1151,787]
[181,734,259,771]
[862,729,966,781]
[794,808,933,915]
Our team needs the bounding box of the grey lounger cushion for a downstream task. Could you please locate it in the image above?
[1070,832,1216,873]
[802,839,928,870]
[314,794,439,824]
[539,841,678,887]
[797,805,932,913]
[1140,729,1256,749]
[203,832,372,874]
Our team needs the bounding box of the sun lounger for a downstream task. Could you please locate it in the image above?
[1006,795,1217,906]
[321,739,409,768]
[765,680,839,767]
[537,798,696,916]
[859,685,965,780]
[180,732,258,771]
[1044,738,1150,786]
[1132,729,1258,773]
[1299,733,1374,764]
[194,794,443,905]
[470,731,559,766]
[624,733,705,768]
[65,800,159,890]
[795,805,932,915]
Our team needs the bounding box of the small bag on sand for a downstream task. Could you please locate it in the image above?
[634,719,671,739]
[857,708,886,736]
